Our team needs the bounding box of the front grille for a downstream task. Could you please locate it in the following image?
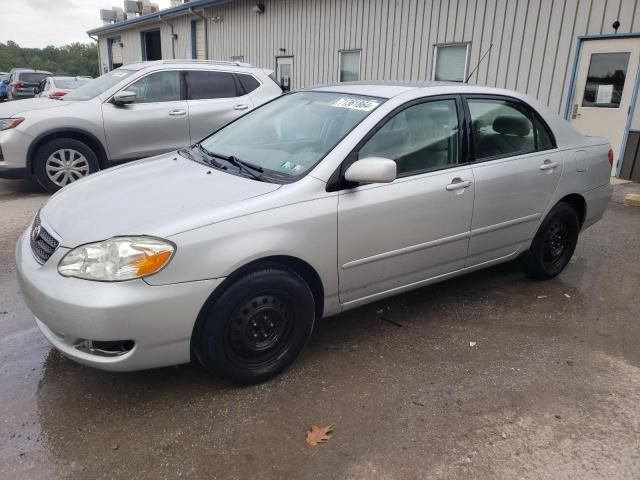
[30,212,59,264]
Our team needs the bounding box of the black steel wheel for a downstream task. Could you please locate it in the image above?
[523,202,580,280]
[196,267,315,384]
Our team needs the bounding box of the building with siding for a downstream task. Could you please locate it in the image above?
[88,0,640,180]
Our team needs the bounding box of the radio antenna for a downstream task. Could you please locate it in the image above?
[465,43,493,83]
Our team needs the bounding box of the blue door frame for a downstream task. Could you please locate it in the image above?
[564,33,640,177]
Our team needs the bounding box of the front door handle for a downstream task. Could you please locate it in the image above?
[446,178,472,191]
[233,104,249,111]
[539,160,559,171]
[168,109,187,117]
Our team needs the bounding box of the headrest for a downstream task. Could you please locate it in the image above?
[493,115,531,137]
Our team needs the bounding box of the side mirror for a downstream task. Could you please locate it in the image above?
[2,79,9,85]
[112,90,136,105]
[344,157,397,184]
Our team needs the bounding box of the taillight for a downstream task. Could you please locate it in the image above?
[607,149,614,167]
[49,91,67,98]
[14,81,25,89]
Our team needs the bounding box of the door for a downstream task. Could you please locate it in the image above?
[571,38,640,175]
[184,70,253,142]
[102,70,190,161]
[109,38,123,70]
[465,97,563,267]
[276,56,293,92]
[338,98,474,304]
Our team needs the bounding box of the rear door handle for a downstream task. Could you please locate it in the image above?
[168,109,187,117]
[446,178,472,191]
[233,104,249,111]
[539,160,559,171]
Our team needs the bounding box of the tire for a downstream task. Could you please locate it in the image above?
[33,138,100,193]
[196,268,316,384]
[523,202,580,280]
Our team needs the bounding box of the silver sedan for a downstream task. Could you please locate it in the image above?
[16,83,613,384]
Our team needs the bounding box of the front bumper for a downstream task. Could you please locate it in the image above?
[15,229,224,371]
[0,128,32,173]
[0,165,29,179]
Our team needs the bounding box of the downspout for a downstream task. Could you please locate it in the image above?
[87,33,103,75]
[158,14,176,59]
[189,7,209,60]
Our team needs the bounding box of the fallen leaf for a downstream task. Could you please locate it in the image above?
[469,341,477,347]
[306,425,333,446]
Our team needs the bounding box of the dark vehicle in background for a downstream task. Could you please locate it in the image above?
[34,76,92,99]
[0,73,8,101]
[7,69,52,100]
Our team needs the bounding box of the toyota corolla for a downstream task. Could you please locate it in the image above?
[16,83,613,384]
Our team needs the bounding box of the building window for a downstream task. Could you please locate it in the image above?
[339,50,361,82]
[230,55,245,62]
[432,44,470,82]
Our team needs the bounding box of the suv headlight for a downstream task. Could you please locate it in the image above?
[58,236,175,281]
[0,118,24,131]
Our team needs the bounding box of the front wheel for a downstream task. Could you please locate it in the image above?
[522,202,580,280]
[196,268,316,384]
[33,138,100,192]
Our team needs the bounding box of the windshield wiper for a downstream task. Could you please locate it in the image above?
[209,152,267,182]
[193,143,228,170]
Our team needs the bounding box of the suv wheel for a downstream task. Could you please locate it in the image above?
[522,202,580,280]
[33,138,99,192]
[196,268,316,384]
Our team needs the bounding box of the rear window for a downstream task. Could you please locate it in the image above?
[185,70,238,100]
[20,73,49,83]
[237,74,260,94]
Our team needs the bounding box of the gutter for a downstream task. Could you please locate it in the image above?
[189,7,209,60]
[158,14,176,59]
[87,33,103,75]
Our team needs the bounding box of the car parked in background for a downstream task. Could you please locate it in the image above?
[16,83,613,384]
[34,76,92,99]
[6,69,52,100]
[0,73,8,101]
[0,60,281,191]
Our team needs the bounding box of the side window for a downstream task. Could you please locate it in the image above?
[468,99,535,160]
[127,71,181,103]
[359,99,460,176]
[534,116,556,151]
[185,70,238,100]
[237,74,260,94]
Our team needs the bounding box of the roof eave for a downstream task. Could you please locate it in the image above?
[87,0,231,36]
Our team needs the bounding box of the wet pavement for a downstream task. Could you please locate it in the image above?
[1,178,639,480]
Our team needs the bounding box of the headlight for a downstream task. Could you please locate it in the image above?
[58,236,175,281]
[0,118,24,131]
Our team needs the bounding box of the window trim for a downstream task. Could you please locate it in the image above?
[327,94,469,192]
[462,94,558,164]
[431,42,471,83]
[338,49,362,83]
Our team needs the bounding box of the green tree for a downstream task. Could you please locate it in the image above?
[0,41,99,77]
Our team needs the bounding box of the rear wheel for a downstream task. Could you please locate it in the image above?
[523,202,580,280]
[33,138,99,192]
[196,268,316,384]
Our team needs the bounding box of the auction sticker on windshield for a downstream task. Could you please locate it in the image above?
[332,98,380,112]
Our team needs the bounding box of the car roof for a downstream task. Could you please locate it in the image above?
[121,60,264,73]
[11,68,53,75]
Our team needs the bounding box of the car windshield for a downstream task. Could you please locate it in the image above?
[55,78,91,89]
[200,91,384,179]
[21,73,49,84]
[64,69,135,101]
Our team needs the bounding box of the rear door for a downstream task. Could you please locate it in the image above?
[337,97,475,304]
[464,96,563,267]
[102,70,190,160]
[184,70,254,142]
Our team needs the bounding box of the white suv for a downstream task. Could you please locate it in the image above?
[0,60,281,191]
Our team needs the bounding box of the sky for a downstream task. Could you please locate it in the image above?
[0,0,172,48]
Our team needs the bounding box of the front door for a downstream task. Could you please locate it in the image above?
[276,56,293,92]
[571,38,640,175]
[337,98,474,305]
[102,70,190,161]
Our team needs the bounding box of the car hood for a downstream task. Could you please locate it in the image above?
[40,153,282,247]
[0,98,69,116]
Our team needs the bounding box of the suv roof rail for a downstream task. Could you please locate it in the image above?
[158,59,254,68]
